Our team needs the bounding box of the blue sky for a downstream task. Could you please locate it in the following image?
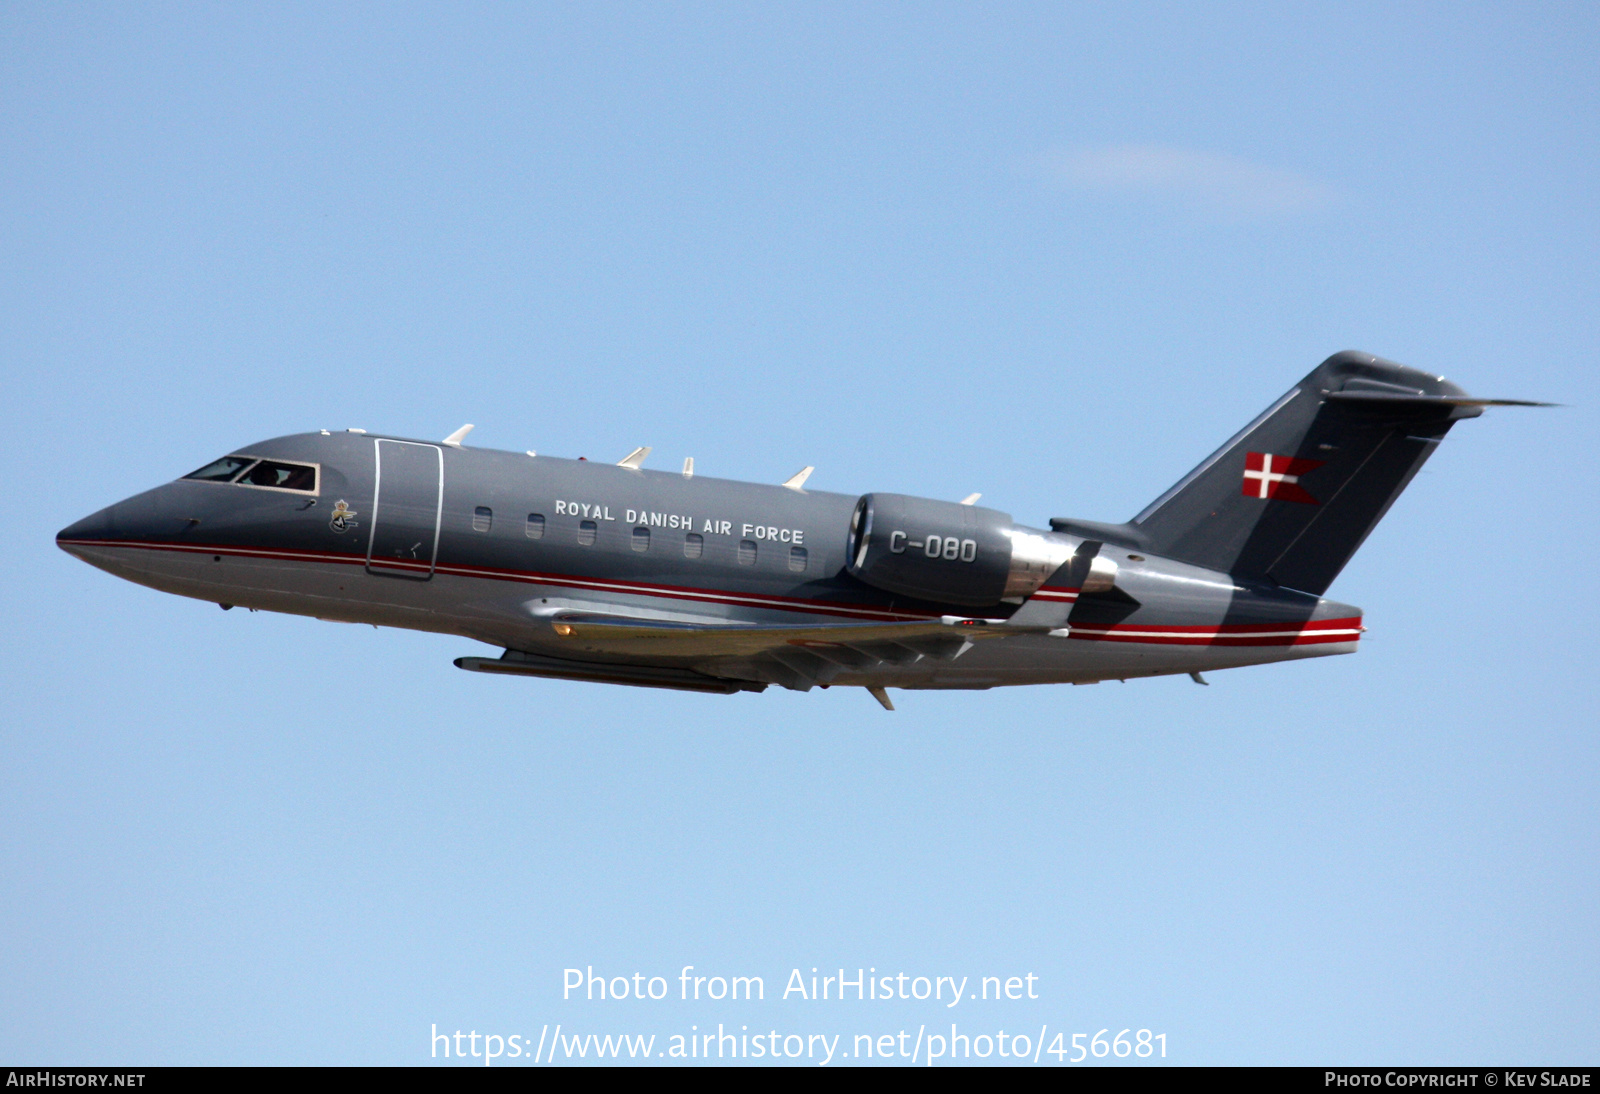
[2,2,1596,1065]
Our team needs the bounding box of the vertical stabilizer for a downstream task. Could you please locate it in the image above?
[1121,351,1481,595]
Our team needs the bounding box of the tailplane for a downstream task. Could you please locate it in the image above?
[1052,351,1547,596]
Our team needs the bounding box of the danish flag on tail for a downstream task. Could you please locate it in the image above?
[1122,352,1510,595]
[1242,451,1324,504]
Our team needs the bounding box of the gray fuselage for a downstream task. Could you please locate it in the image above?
[56,430,1362,693]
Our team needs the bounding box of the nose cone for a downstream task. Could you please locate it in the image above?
[57,501,148,581]
[57,484,191,580]
[56,504,120,560]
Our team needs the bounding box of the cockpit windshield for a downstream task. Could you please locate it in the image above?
[182,455,318,493]
[184,455,256,482]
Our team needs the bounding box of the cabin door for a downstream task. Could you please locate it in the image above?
[366,440,443,579]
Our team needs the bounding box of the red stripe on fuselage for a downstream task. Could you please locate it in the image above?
[58,538,936,622]
[1067,617,1362,646]
[61,539,1360,645]
[1028,585,1080,602]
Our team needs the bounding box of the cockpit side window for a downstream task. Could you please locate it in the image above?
[183,455,257,483]
[238,460,318,492]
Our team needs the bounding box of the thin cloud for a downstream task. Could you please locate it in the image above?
[1048,144,1337,219]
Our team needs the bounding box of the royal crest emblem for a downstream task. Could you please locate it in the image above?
[329,499,359,533]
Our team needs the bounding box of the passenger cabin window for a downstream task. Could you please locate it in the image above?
[473,506,492,533]
[525,513,545,539]
[578,520,598,546]
[789,546,808,572]
[683,533,704,559]
[738,540,757,566]
[632,526,650,552]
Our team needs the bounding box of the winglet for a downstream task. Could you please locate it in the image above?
[782,466,814,490]
[867,686,895,711]
[618,446,652,469]
[442,424,474,447]
[960,493,981,505]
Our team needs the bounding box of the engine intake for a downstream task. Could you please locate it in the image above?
[846,493,1075,607]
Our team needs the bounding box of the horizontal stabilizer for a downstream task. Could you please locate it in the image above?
[1322,392,1558,409]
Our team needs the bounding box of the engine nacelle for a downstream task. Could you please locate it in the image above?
[846,493,1075,607]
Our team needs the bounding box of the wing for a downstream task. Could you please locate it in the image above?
[544,613,1028,656]
[459,613,1046,693]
